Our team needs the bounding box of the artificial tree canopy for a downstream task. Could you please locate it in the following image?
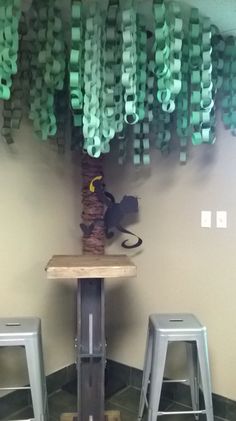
[0,0,235,164]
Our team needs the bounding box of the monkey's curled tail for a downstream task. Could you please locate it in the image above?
[117,225,143,249]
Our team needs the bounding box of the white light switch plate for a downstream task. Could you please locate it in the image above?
[201,211,211,228]
[216,211,227,228]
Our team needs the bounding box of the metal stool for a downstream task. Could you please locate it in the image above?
[0,317,48,421]
[138,313,214,421]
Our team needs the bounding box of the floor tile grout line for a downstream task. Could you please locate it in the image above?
[107,399,138,415]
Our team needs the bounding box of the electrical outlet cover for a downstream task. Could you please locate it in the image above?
[216,211,227,228]
[201,211,211,228]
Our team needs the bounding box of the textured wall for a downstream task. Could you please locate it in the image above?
[104,115,236,401]
[0,119,81,392]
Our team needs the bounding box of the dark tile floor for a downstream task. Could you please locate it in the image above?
[4,385,228,421]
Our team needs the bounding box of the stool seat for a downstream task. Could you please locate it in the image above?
[138,313,214,421]
[0,317,40,337]
[150,313,204,333]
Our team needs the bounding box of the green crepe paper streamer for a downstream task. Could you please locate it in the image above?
[176,39,190,163]
[121,0,139,125]
[28,0,65,141]
[70,1,83,127]
[154,0,183,113]
[82,2,102,157]
[0,0,21,101]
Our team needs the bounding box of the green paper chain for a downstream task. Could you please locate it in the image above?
[221,36,236,135]
[132,20,150,165]
[82,3,102,157]
[207,26,225,145]
[133,122,150,165]
[70,0,83,127]
[100,0,120,153]
[29,0,65,141]
[114,14,124,137]
[155,102,171,153]
[1,14,27,144]
[189,9,214,145]
[176,39,190,163]
[118,129,128,165]
[3,0,236,165]
[121,0,139,125]
[149,56,172,153]
[154,0,183,113]
[211,25,225,93]
[0,0,21,100]
[135,22,147,121]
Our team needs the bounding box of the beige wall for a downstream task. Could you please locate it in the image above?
[105,117,236,401]
[0,115,235,402]
[0,111,236,405]
[0,120,81,390]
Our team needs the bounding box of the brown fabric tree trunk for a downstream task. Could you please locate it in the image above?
[81,153,105,255]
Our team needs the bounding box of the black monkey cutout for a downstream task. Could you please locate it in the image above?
[80,177,143,249]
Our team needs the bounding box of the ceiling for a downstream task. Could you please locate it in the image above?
[22,0,236,36]
[135,0,236,35]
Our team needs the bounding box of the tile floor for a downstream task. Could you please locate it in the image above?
[5,385,228,421]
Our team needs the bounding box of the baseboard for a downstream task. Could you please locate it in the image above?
[0,363,77,420]
[1,359,235,421]
[106,359,236,421]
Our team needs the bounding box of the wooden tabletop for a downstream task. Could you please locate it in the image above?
[46,254,137,279]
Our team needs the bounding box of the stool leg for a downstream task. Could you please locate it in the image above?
[148,334,168,421]
[186,341,199,420]
[138,327,153,420]
[196,332,214,421]
[25,337,48,421]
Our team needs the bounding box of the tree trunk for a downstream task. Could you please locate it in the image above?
[78,153,106,421]
[81,153,105,255]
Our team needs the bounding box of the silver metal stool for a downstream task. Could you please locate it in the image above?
[0,317,48,421]
[138,313,214,421]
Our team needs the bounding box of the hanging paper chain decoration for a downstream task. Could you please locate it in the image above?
[206,26,225,145]
[221,36,236,135]
[176,39,190,163]
[154,0,183,113]
[189,10,214,145]
[133,21,150,165]
[101,0,120,154]
[121,0,139,125]
[1,0,236,165]
[0,0,21,100]
[70,0,83,127]
[135,22,147,121]
[1,13,27,144]
[211,25,225,93]
[28,0,65,140]
[83,3,102,157]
